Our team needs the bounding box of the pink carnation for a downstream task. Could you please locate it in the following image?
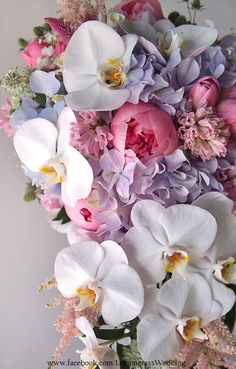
[178,105,230,161]
[111,102,179,162]
[115,0,163,21]
[0,101,15,138]
[70,111,113,158]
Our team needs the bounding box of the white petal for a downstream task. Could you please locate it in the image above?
[55,242,104,298]
[174,25,218,58]
[137,313,182,361]
[100,263,144,325]
[130,200,168,245]
[123,226,166,284]
[13,118,58,171]
[97,241,128,281]
[158,274,213,320]
[65,84,130,112]
[139,287,160,318]
[76,317,98,349]
[122,34,138,68]
[61,145,93,206]
[63,20,125,93]
[193,192,236,259]
[57,107,77,156]
[161,204,217,255]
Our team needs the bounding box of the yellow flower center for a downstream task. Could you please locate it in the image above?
[76,287,97,311]
[177,316,207,343]
[164,251,189,275]
[39,158,66,188]
[99,58,126,88]
[221,257,236,284]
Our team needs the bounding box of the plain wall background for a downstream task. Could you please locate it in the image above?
[0,1,236,368]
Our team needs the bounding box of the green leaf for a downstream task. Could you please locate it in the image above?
[34,93,47,107]
[53,207,71,224]
[33,26,45,37]
[23,182,39,202]
[44,23,52,32]
[18,38,28,51]
[225,284,236,332]
[93,327,125,341]
[117,343,131,369]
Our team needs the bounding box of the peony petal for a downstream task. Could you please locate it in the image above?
[137,313,181,361]
[160,204,217,254]
[96,241,128,281]
[63,20,125,93]
[123,226,166,284]
[193,192,236,259]
[61,145,93,206]
[66,84,130,112]
[57,107,77,156]
[174,25,218,58]
[55,242,105,298]
[100,263,144,325]
[13,118,58,171]
[29,70,60,97]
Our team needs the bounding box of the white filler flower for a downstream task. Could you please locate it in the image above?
[13,107,93,206]
[55,240,144,326]
[63,20,138,111]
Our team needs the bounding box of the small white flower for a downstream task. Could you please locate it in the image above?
[13,107,93,206]
[137,274,221,361]
[55,240,144,326]
[76,317,120,369]
[63,20,138,111]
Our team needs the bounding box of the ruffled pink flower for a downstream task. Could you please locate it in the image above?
[40,194,62,213]
[0,101,15,137]
[111,102,179,162]
[115,0,163,21]
[22,37,65,70]
[189,76,220,109]
[217,84,236,134]
[70,111,113,158]
[178,105,230,161]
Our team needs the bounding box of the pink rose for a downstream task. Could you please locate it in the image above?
[115,0,163,21]
[111,102,179,162]
[217,84,236,134]
[189,76,220,109]
[65,189,103,231]
[22,37,65,69]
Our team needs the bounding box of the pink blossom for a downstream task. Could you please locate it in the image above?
[217,83,236,134]
[115,0,163,21]
[40,194,62,213]
[189,76,220,109]
[111,102,179,162]
[22,37,65,69]
[0,101,15,137]
[70,111,113,158]
[178,105,230,161]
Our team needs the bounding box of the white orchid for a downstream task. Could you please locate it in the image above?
[137,274,221,361]
[76,317,119,369]
[13,107,93,207]
[55,240,144,326]
[63,20,138,111]
[123,199,217,283]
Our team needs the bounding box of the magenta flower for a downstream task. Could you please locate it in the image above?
[70,111,113,158]
[178,105,230,161]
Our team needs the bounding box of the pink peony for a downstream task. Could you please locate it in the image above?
[111,102,179,162]
[217,84,236,134]
[65,189,103,231]
[22,37,65,69]
[188,76,220,109]
[115,0,163,21]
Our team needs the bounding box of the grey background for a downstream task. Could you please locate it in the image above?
[0,1,235,368]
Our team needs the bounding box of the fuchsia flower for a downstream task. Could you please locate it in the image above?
[115,0,163,21]
[189,76,220,109]
[22,37,65,69]
[111,102,179,162]
[178,105,230,161]
[70,111,113,158]
[217,84,236,134]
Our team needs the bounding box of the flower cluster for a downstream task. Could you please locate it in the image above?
[1,0,236,368]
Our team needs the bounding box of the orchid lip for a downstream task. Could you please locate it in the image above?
[177,316,207,343]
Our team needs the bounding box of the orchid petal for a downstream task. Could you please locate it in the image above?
[76,317,98,349]
[57,107,77,156]
[13,118,58,171]
[55,242,105,298]
[61,145,93,206]
[122,34,138,68]
[100,263,144,325]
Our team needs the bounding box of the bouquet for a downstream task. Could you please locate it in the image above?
[1,0,236,368]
